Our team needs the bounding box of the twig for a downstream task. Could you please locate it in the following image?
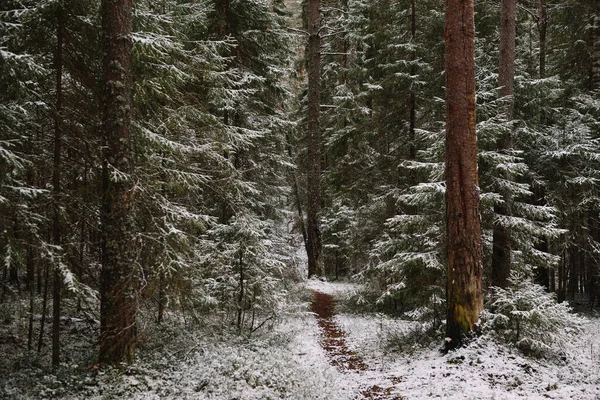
[286,26,309,36]
[251,314,275,333]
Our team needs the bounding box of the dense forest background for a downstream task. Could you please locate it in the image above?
[1,0,599,379]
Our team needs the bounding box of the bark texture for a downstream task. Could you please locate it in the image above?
[99,0,137,364]
[409,0,417,160]
[537,0,548,79]
[594,0,600,91]
[491,0,516,289]
[306,0,322,278]
[444,0,484,350]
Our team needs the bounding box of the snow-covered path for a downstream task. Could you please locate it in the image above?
[310,289,402,399]
[5,279,599,399]
[304,279,600,400]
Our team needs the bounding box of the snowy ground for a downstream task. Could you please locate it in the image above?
[2,280,600,399]
[307,280,600,400]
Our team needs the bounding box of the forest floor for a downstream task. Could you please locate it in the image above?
[304,280,600,399]
[2,279,600,399]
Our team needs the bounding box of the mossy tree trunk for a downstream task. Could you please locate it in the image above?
[99,0,137,365]
[444,0,484,350]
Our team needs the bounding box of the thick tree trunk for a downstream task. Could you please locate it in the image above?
[99,0,137,365]
[306,0,322,278]
[444,0,484,350]
[216,0,230,37]
[51,4,64,369]
[491,0,516,289]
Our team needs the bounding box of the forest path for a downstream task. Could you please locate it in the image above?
[310,290,402,400]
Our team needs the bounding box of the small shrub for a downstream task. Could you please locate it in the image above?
[489,274,585,358]
[385,320,443,355]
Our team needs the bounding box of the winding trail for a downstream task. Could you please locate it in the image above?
[310,290,402,400]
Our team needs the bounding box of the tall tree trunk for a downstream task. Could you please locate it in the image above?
[99,0,137,364]
[77,162,87,312]
[9,223,21,292]
[444,0,484,350]
[306,0,322,277]
[157,272,165,324]
[593,0,600,91]
[25,198,35,292]
[491,0,517,289]
[38,261,50,352]
[237,252,244,332]
[27,245,35,350]
[588,1,600,307]
[588,213,599,307]
[409,0,417,160]
[51,3,64,369]
[37,253,42,295]
[558,249,566,302]
[286,135,308,248]
[26,244,35,292]
[537,0,547,79]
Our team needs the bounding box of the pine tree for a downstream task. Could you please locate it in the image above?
[444,0,483,350]
[0,2,49,300]
[1,0,102,365]
[306,0,323,277]
[490,0,517,289]
[51,0,65,368]
[99,0,137,364]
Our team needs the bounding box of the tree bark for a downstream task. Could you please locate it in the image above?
[38,261,50,352]
[409,0,417,160]
[237,252,244,332]
[444,0,484,350]
[99,0,137,365]
[157,271,165,324]
[27,264,35,351]
[537,0,547,79]
[26,239,35,293]
[588,1,600,306]
[593,0,600,91]
[285,135,308,249]
[27,245,35,350]
[77,162,87,312]
[306,0,322,277]
[491,0,516,289]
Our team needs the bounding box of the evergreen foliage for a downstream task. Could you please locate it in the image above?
[490,274,585,358]
[0,0,596,370]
